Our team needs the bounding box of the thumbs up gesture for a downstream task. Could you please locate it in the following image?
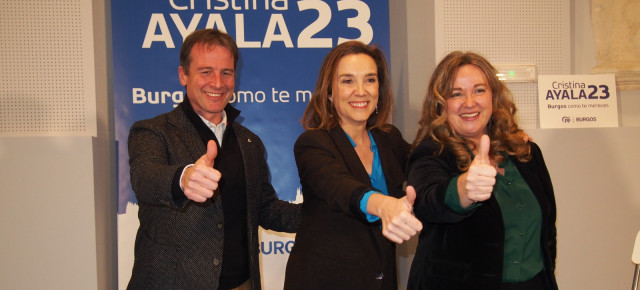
[181,140,222,202]
[459,134,497,207]
[368,185,423,244]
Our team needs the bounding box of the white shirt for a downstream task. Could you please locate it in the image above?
[198,111,228,145]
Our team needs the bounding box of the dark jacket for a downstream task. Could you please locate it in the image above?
[127,103,300,290]
[284,126,410,290]
[406,137,558,290]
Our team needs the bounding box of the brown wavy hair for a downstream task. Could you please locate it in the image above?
[412,51,530,170]
[302,41,392,131]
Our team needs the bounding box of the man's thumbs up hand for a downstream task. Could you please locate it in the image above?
[182,140,222,202]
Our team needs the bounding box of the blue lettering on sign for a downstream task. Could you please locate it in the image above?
[260,240,295,255]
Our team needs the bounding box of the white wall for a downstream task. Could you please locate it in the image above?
[0,0,116,289]
[0,137,99,289]
[390,1,640,289]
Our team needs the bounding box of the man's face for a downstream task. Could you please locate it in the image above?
[178,43,235,124]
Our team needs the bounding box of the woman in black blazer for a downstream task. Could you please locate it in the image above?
[283,41,422,290]
[407,51,558,290]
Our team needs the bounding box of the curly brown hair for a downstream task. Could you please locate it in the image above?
[302,41,393,131]
[413,51,530,170]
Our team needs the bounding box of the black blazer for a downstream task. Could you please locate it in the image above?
[127,103,300,290]
[406,137,558,290]
[284,125,410,290]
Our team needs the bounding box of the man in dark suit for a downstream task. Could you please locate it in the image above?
[127,29,300,290]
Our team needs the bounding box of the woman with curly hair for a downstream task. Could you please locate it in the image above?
[407,51,558,290]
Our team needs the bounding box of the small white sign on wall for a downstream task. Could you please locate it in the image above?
[537,74,618,128]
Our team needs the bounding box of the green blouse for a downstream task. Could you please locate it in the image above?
[445,157,544,283]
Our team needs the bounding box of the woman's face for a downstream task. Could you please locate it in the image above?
[446,64,493,144]
[330,53,379,130]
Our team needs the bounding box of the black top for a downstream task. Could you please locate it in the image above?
[406,137,558,290]
[181,98,249,288]
[284,126,410,290]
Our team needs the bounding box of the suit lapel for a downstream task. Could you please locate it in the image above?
[233,123,260,244]
[167,105,206,162]
[328,127,371,185]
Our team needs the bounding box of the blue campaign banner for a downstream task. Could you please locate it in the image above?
[113,1,389,288]
[114,0,390,212]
